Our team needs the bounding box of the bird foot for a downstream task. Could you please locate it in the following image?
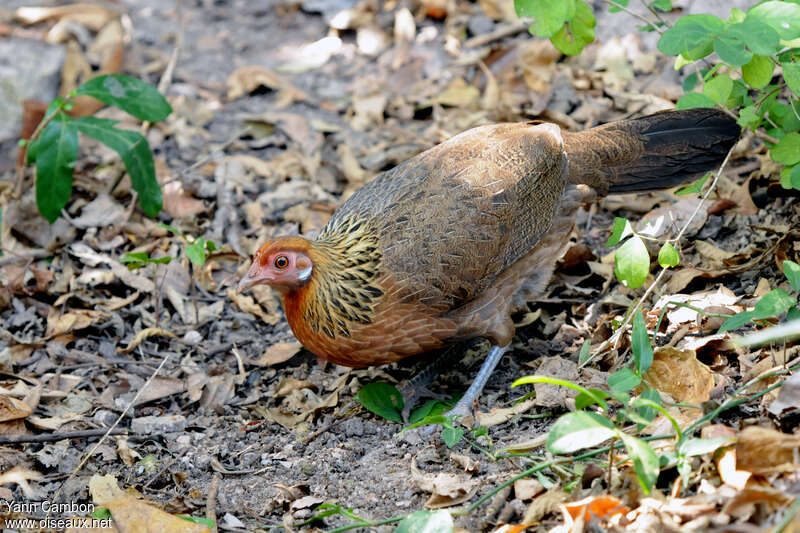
[400,384,448,424]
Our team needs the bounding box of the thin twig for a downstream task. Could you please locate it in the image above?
[463,19,531,48]
[0,428,126,445]
[605,0,664,34]
[587,142,737,363]
[47,347,173,518]
[207,473,221,533]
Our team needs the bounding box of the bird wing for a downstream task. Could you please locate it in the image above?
[322,122,569,312]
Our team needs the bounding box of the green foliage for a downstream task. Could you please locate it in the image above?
[517,0,800,194]
[176,515,215,528]
[719,261,800,332]
[514,0,596,55]
[158,223,217,267]
[121,252,172,270]
[395,510,454,533]
[24,74,172,223]
[357,382,405,423]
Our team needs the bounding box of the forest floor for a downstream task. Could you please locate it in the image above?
[0,0,799,532]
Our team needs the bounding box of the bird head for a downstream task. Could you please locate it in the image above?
[238,236,315,294]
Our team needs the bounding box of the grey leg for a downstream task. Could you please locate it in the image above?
[446,344,509,419]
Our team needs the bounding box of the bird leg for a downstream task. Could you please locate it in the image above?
[445,343,509,420]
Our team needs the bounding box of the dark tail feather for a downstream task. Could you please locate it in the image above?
[564,109,740,194]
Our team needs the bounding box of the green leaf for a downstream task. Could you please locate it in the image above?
[784,62,800,97]
[176,515,215,528]
[575,388,611,410]
[678,437,734,458]
[619,433,659,494]
[719,311,755,332]
[746,1,800,40]
[675,171,711,196]
[737,105,761,130]
[652,0,671,12]
[158,222,183,237]
[395,510,454,533]
[546,411,616,454]
[608,0,629,13]
[442,425,464,448]
[516,0,575,38]
[632,310,654,374]
[578,338,591,366]
[636,389,661,426]
[35,114,78,223]
[409,399,449,424]
[682,71,700,92]
[550,0,595,56]
[657,14,726,60]
[92,508,111,520]
[770,132,800,165]
[357,383,404,423]
[676,93,716,110]
[74,117,162,216]
[614,235,650,289]
[185,237,208,267]
[713,34,751,67]
[608,367,642,393]
[753,289,796,319]
[730,18,780,55]
[784,260,800,291]
[657,242,680,268]
[605,217,632,247]
[703,74,733,105]
[75,74,172,122]
[741,55,774,89]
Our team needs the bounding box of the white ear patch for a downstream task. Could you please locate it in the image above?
[298,265,313,281]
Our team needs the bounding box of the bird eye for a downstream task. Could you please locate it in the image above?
[274,255,289,269]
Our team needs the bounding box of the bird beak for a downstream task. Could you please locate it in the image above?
[237,268,272,293]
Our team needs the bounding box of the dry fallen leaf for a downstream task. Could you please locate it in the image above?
[46,308,108,338]
[118,327,176,354]
[735,425,800,475]
[411,459,478,509]
[562,494,629,523]
[16,4,116,31]
[514,478,545,501]
[253,341,303,367]
[0,394,32,422]
[476,398,535,427]
[643,347,714,404]
[0,466,43,498]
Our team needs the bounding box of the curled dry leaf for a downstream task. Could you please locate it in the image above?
[702,424,750,490]
[411,459,478,509]
[476,398,535,427]
[643,347,714,404]
[0,466,43,498]
[735,425,800,475]
[162,180,206,219]
[103,495,212,533]
[227,289,280,325]
[118,327,176,354]
[562,495,629,524]
[45,308,108,338]
[449,452,479,473]
[253,341,303,367]
[226,65,307,108]
[519,40,561,94]
[0,395,32,422]
[16,4,116,31]
[438,77,480,108]
[514,479,545,501]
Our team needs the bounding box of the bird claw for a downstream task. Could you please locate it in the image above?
[400,383,448,423]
